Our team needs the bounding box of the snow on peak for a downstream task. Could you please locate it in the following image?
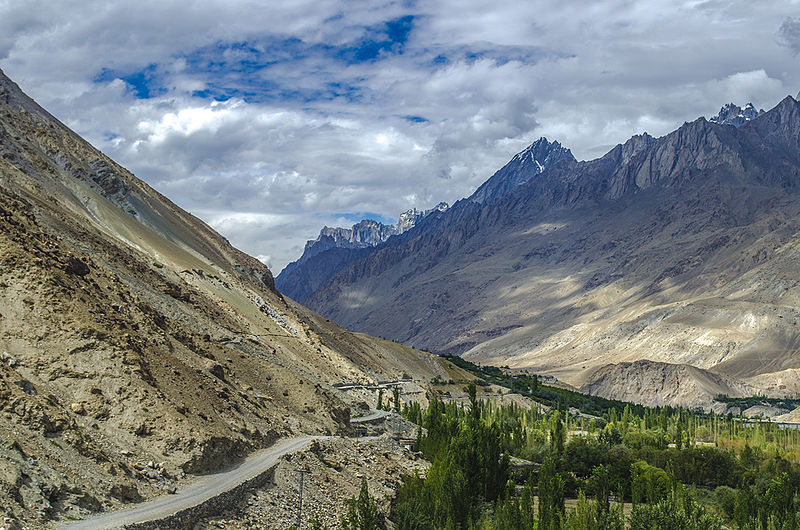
[397,202,450,233]
[710,102,762,127]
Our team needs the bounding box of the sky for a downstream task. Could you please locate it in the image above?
[1,1,799,272]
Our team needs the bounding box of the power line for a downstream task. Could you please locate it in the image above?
[295,469,309,529]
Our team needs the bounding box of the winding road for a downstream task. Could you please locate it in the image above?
[61,436,317,529]
[61,411,392,529]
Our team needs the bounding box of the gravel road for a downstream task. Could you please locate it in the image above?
[60,436,318,529]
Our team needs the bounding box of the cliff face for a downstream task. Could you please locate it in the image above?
[317,220,398,251]
[0,68,458,526]
[301,95,800,404]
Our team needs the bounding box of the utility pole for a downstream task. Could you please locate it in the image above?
[296,469,309,529]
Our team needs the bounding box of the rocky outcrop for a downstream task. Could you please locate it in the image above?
[580,360,755,410]
[317,220,397,252]
[397,202,449,233]
[276,203,449,302]
[710,102,762,127]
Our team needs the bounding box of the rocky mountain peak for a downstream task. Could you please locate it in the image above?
[469,137,576,204]
[397,202,449,234]
[619,132,656,164]
[513,137,572,167]
[710,102,762,127]
[397,208,423,233]
[0,67,55,122]
[306,201,451,256]
[276,201,450,300]
[306,219,397,257]
[0,67,24,104]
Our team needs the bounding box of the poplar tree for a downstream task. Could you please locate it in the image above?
[538,454,565,530]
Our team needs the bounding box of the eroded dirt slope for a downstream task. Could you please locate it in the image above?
[0,68,460,527]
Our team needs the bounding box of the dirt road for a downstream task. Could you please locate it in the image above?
[61,436,318,529]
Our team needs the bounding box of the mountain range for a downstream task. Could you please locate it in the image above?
[278,95,800,409]
[276,202,449,302]
[275,137,569,303]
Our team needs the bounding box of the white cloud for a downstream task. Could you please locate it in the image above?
[1,0,799,271]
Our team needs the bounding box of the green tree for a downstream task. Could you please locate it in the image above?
[766,472,796,529]
[564,490,597,530]
[550,410,566,455]
[538,454,565,530]
[564,436,607,478]
[341,479,383,530]
[713,486,737,521]
[393,385,401,413]
[467,381,479,423]
[589,465,610,516]
[631,461,670,506]
[494,491,524,530]
[425,452,470,527]
[393,474,431,530]
[599,424,622,446]
[733,485,760,530]
[629,483,722,530]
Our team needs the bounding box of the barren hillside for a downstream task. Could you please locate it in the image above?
[0,68,463,527]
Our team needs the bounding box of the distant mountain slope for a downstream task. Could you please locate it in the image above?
[301,97,800,403]
[468,137,575,204]
[276,203,449,302]
[276,137,572,303]
[0,68,459,526]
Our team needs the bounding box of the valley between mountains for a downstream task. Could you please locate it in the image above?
[4,56,800,528]
[278,98,800,411]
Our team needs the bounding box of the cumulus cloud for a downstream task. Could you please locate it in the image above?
[780,17,800,55]
[1,0,799,270]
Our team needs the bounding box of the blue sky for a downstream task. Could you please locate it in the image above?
[1,0,799,270]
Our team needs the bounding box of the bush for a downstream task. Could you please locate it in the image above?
[631,461,670,505]
[714,485,736,521]
[565,436,608,478]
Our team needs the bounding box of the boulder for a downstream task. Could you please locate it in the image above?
[66,257,90,276]
[12,380,36,395]
[203,359,225,379]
